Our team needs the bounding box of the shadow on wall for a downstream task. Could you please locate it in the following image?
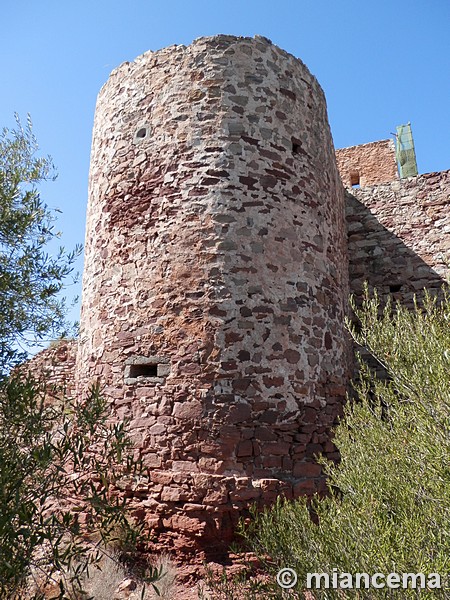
[346,190,447,379]
[346,192,446,306]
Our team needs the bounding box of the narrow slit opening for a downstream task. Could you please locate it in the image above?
[129,363,158,378]
[350,171,360,188]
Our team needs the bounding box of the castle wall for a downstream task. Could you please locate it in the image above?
[20,340,77,403]
[347,170,450,306]
[336,139,398,188]
[77,35,350,554]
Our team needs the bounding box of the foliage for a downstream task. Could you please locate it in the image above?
[235,285,450,599]
[0,115,81,374]
[0,374,151,598]
[64,549,172,600]
[199,563,279,600]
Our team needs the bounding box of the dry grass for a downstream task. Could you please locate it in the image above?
[64,551,177,600]
[67,553,126,599]
[149,553,177,599]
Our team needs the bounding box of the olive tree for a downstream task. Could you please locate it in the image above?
[0,114,81,374]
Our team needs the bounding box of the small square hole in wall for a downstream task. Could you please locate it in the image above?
[350,171,360,188]
[124,356,170,384]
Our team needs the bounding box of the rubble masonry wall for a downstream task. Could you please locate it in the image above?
[76,35,350,553]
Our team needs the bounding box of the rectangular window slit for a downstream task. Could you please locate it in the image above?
[350,171,360,188]
[129,364,158,378]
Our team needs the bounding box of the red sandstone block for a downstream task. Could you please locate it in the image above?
[130,508,146,521]
[261,441,291,456]
[192,473,213,488]
[134,387,156,398]
[255,426,277,441]
[168,514,207,536]
[295,432,311,443]
[198,457,226,473]
[302,407,317,423]
[252,441,261,457]
[302,424,323,433]
[241,428,255,440]
[230,488,261,501]
[172,400,203,419]
[203,488,229,504]
[142,497,160,510]
[150,471,173,485]
[232,378,251,392]
[172,472,194,484]
[234,477,252,489]
[282,457,293,470]
[143,453,162,468]
[284,349,301,363]
[198,442,222,455]
[293,480,316,496]
[293,461,322,478]
[144,515,161,529]
[129,416,157,429]
[228,403,252,423]
[328,385,347,396]
[236,440,253,457]
[306,443,323,457]
[258,479,280,492]
[327,452,340,461]
[160,487,187,502]
[278,484,294,500]
[183,503,205,513]
[262,376,284,388]
[323,441,337,453]
[259,491,279,504]
[172,460,199,473]
[258,409,278,424]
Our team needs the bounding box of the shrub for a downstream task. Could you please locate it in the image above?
[238,286,450,599]
[0,375,145,598]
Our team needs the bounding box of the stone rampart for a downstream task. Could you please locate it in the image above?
[76,35,350,555]
[19,339,77,403]
[347,170,450,305]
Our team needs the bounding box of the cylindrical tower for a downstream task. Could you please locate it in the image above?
[77,35,350,554]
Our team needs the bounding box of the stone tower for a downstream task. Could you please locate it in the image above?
[77,35,350,554]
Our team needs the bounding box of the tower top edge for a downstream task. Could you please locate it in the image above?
[100,34,323,98]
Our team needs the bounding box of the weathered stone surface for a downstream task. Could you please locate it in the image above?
[21,340,77,403]
[74,34,349,554]
[346,170,450,307]
[336,139,398,187]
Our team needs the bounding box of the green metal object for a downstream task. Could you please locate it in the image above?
[396,122,418,178]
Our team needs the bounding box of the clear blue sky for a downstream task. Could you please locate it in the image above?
[2,0,449,329]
